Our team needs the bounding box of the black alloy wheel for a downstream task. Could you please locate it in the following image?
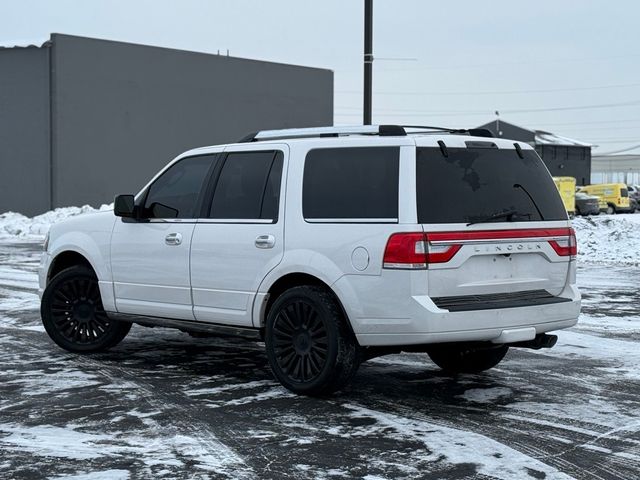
[271,299,329,383]
[265,286,361,396]
[41,265,131,352]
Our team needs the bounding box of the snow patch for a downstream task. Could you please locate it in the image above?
[341,404,573,480]
[48,470,130,480]
[458,387,513,403]
[0,205,112,240]
[573,214,640,266]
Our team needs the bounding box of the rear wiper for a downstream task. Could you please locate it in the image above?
[467,209,519,226]
[513,183,545,220]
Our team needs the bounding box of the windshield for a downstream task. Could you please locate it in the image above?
[416,147,567,224]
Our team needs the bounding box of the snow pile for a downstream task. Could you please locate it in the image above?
[572,214,640,266]
[0,205,112,240]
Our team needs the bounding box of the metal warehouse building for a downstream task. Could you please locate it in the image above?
[591,152,640,185]
[477,120,592,186]
[0,34,333,216]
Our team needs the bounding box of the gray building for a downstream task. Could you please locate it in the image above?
[0,34,333,216]
[477,120,592,186]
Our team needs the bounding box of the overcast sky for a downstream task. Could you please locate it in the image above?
[3,0,640,153]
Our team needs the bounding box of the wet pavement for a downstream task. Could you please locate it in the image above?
[0,241,639,479]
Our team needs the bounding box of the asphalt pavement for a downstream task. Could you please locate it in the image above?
[1,241,638,480]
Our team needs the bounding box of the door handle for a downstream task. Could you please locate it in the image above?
[255,234,275,249]
[165,232,183,245]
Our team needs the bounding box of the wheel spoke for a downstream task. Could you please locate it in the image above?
[308,351,322,375]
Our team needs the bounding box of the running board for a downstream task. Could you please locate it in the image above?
[106,311,262,340]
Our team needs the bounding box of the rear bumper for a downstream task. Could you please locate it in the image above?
[578,205,600,215]
[341,275,581,347]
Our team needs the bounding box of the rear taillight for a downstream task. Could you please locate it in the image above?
[548,227,577,257]
[383,233,427,269]
[383,227,577,269]
[383,233,461,269]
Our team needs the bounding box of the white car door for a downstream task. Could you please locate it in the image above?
[190,145,287,327]
[111,153,219,320]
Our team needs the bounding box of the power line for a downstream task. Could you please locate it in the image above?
[548,125,640,133]
[585,138,640,143]
[596,144,640,155]
[528,118,640,127]
[335,99,640,117]
[335,82,640,97]
[369,52,640,72]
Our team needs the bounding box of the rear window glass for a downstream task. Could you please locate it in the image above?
[621,188,629,198]
[303,147,399,221]
[416,147,567,224]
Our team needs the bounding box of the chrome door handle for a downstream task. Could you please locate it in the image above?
[255,234,275,249]
[165,233,182,245]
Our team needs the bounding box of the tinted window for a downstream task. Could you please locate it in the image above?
[143,155,214,218]
[303,147,399,220]
[209,151,283,220]
[621,188,629,198]
[416,147,567,224]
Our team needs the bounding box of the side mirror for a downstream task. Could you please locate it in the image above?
[114,194,135,218]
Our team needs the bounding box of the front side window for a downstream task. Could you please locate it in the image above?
[143,155,215,219]
[208,151,283,221]
[303,147,399,221]
[416,147,567,224]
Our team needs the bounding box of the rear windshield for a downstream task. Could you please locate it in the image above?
[416,147,567,224]
[621,188,629,198]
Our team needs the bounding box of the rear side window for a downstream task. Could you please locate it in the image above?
[208,151,283,221]
[416,147,567,224]
[143,155,215,219]
[303,147,399,221]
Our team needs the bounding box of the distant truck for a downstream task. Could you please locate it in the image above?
[553,177,576,216]
[578,183,632,214]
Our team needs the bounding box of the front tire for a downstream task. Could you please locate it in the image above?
[41,265,131,352]
[265,286,361,396]
[428,344,508,373]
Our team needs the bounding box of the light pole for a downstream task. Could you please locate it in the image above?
[363,0,373,125]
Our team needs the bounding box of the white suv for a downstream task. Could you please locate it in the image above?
[39,125,580,395]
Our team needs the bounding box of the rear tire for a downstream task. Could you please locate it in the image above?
[428,344,508,373]
[265,285,361,396]
[41,265,131,353]
[606,205,616,215]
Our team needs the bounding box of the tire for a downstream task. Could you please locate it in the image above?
[428,344,509,374]
[264,285,361,396]
[41,265,131,353]
[606,205,615,215]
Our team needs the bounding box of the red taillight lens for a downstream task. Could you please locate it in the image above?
[383,233,427,269]
[383,233,462,269]
[548,227,577,257]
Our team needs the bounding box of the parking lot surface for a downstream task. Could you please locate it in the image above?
[1,241,639,479]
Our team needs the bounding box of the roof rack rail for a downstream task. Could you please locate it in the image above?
[403,125,494,138]
[237,124,493,143]
[238,125,407,142]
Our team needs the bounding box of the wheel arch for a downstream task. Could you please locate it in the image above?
[47,250,97,283]
[259,272,358,341]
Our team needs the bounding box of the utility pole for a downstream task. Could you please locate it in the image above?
[363,0,373,125]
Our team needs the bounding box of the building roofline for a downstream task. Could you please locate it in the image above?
[48,33,334,73]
